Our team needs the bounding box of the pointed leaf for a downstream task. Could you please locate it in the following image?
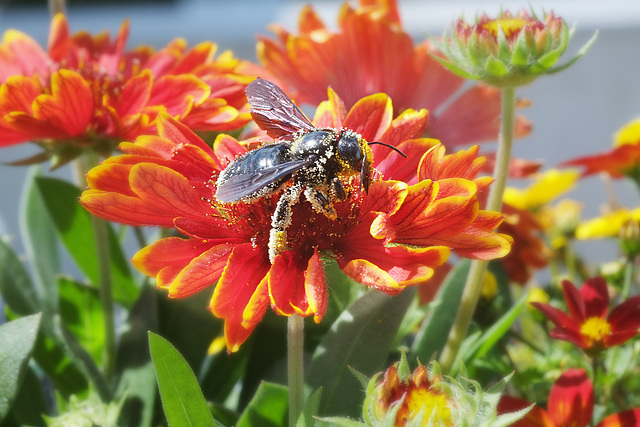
[0,238,41,315]
[412,260,470,361]
[307,288,415,417]
[3,367,47,427]
[149,332,215,426]
[19,166,60,313]
[236,382,288,427]
[35,177,139,307]
[0,313,42,421]
[297,388,323,427]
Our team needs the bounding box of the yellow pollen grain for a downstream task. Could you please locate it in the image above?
[483,18,528,38]
[403,388,453,426]
[580,316,612,345]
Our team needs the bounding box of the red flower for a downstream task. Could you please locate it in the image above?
[531,277,640,353]
[256,0,531,147]
[562,118,640,181]
[499,368,640,427]
[81,88,511,352]
[0,14,252,162]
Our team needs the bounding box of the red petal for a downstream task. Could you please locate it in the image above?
[531,300,587,347]
[343,93,393,142]
[148,74,210,116]
[498,396,554,427]
[605,294,640,346]
[376,138,439,185]
[580,277,610,319]
[156,113,214,154]
[312,87,347,129]
[128,163,211,219]
[80,190,176,227]
[562,280,588,323]
[32,69,93,136]
[114,69,152,117]
[167,243,233,298]
[597,409,640,427]
[547,369,594,427]
[210,243,271,352]
[0,75,42,112]
[337,213,449,293]
[268,250,323,318]
[131,237,219,289]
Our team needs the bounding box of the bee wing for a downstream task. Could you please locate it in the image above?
[216,159,309,203]
[246,78,316,141]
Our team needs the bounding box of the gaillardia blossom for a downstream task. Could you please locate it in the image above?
[256,0,531,146]
[0,14,252,165]
[81,88,511,352]
[356,356,528,426]
[531,277,640,355]
[435,9,596,87]
[499,368,640,427]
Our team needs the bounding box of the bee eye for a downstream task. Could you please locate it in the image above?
[337,133,363,166]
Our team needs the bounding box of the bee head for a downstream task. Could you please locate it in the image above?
[336,130,373,193]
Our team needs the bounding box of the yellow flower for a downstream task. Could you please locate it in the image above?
[613,118,640,147]
[576,208,640,240]
[503,169,579,211]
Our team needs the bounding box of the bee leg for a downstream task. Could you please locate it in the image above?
[269,184,302,263]
[331,177,347,201]
[304,187,337,220]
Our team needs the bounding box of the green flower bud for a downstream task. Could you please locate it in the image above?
[433,9,597,87]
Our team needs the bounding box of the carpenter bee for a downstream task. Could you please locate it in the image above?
[215,78,405,263]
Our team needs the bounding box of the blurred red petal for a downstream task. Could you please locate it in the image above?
[547,369,594,427]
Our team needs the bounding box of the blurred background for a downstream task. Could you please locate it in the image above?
[0,0,639,268]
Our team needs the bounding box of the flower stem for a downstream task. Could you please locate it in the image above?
[622,255,636,300]
[287,315,305,426]
[73,155,115,382]
[439,86,517,373]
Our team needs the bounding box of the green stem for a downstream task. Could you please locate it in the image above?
[439,86,517,372]
[622,255,635,300]
[48,0,65,15]
[73,155,115,382]
[287,315,304,426]
[92,214,115,380]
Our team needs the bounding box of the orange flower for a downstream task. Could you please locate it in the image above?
[0,14,252,164]
[81,87,511,352]
[531,277,640,354]
[499,368,640,427]
[256,0,531,147]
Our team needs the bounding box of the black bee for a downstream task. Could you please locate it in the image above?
[215,78,405,262]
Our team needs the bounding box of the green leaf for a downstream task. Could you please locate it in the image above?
[3,367,48,427]
[114,287,158,427]
[58,277,105,363]
[35,177,139,307]
[297,388,322,427]
[30,323,89,398]
[236,382,288,427]
[0,238,42,316]
[412,260,470,361]
[0,313,42,421]
[149,332,215,427]
[19,166,61,314]
[307,288,415,418]
[463,291,530,362]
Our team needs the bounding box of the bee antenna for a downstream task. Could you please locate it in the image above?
[368,141,407,158]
